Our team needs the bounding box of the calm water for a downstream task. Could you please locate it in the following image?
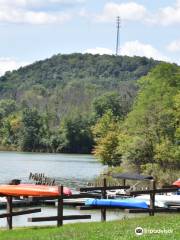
[0,151,105,189]
[0,152,127,228]
[0,152,135,228]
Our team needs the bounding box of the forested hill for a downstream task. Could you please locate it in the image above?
[0,54,158,99]
[0,53,159,153]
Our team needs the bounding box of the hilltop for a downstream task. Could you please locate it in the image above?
[0,53,159,153]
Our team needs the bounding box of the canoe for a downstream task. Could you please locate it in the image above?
[173,179,180,188]
[85,198,148,209]
[0,184,72,197]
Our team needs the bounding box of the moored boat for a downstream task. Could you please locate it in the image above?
[0,184,72,197]
[85,198,148,209]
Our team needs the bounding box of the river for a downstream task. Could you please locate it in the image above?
[0,152,131,227]
[0,151,105,188]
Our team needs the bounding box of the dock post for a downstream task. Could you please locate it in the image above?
[57,185,63,226]
[7,196,13,230]
[149,180,156,216]
[101,178,107,222]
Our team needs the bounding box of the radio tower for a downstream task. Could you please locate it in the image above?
[116,16,121,56]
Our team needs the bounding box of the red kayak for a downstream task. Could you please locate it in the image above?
[0,184,72,197]
[173,179,180,188]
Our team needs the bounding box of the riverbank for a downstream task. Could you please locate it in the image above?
[0,214,179,240]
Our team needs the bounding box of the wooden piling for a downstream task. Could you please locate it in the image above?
[149,180,156,216]
[57,185,63,227]
[6,196,13,230]
[101,178,107,222]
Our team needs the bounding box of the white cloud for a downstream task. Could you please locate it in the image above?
[0,7,71,24]
[150,0,180,26]
[0,58,29,76]
[84,41,169,62]
[84,47,113,55]
[167,40,180,52]
[121,40,169,62]
[0,0,79,24]
[94,1,180,26]
[96,2,147,22]
[0,0,85,9]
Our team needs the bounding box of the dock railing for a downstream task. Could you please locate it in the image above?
[78,178,180,220]
[0,180,179,229]
[0,185,94,230]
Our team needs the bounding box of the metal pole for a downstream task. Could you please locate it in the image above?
[116,16,120,55]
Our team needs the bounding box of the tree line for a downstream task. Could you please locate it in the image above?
[0,54,158,153]
[93,63,180,184]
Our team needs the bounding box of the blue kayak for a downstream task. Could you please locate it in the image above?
[85,198,148,209]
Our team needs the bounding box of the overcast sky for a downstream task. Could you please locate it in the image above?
[0,0,179,75]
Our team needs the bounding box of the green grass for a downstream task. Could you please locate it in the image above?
[0,214,179,240]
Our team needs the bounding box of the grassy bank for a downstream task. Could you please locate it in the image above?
[0,214,179,240]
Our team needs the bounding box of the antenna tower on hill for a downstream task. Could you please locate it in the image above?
[116,16,121,56]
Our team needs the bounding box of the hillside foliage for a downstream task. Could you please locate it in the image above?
[0,54,158,153]
[93,63,180,184]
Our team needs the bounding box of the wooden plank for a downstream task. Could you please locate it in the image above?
[28,193,101,202]
[0,208,41,218]
[63,215,91,220]
[149,180,156,216]
[77,205,141,210]
[80,185,130,192]
[77,206,103,210]
[7,196,12,230]
[125,208,180,213]
[57,186,63,227]
[101,178,107,222]
[28,215,91,222]
[130,188,179,195]
[63,201,85,206]
[64,193,101,199]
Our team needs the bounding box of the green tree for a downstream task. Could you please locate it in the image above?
[93,63,180,184]
[93,92,123,118]
[59,115,93,153]
[20,108,42,151]
[92,111,121,166]
[118,63,180,175]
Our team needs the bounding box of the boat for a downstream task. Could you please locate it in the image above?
[173,179,180,188]
[0,184,72,197]
[85,198,148,209]
[135,194,180,208]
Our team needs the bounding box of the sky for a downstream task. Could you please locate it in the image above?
[0,0,180,75]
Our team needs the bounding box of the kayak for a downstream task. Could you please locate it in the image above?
[173,179,180,188]
[0,184,72,197]
[85,198,148,209]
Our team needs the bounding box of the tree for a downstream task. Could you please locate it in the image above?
[59,115,93,153]
[92,111,121,166]
[92,92,123,118]
[0,54,159,153]
[0,99,16,120]
[118,63,180,175]
[93,63,180,184]
[20,108,42,151]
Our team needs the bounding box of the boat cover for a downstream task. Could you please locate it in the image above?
[173,179,180,188]
[85,198,148,209]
